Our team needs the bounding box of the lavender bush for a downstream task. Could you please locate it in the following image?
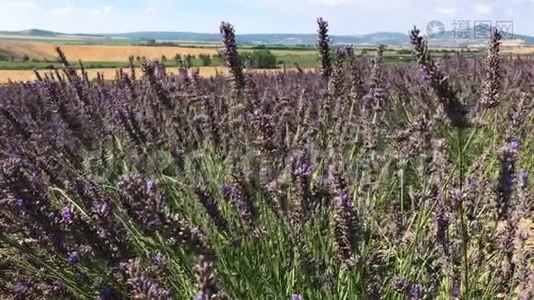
[0,19,533,299]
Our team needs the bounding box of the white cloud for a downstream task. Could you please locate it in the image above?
[435,7,457,16]
[309,0,352,7]
[5,0,37,11]
[145,7,158,14]
[49,5,114,17]
[49,6,76,16]
[103,5,113,16]
[474,3,494,14]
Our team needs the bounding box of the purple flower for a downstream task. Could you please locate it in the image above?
[60,207,74,222]
[194,295,205,300]
[220,21,245,90]
[339,191,350,203]
[410,27,468,128]
[509,111,522,126]
[317,17,332,77]
[451,280,461,298]
[98,286,123,300]
[451,188,463,203]
[408,283,424,299]
[519,169,528,182]
[150,252,166,268]
[68,251,79,265]
[51,280,64,294]
[292,293,304,300]
[509,140,520,151]
[127,259,172,299]
[391,277,424,300]
[293,164,312,178]
[15,198,25,207]
[13,282,27,294]
[497,139,519,220]
[146,180,154,192]
[52,234,65,248]
[374,88,387,100]
[435,202,449,247]
[94,202,111,217]
[194,187,229,233]
[29,171,37,181]
[219,183,238,199]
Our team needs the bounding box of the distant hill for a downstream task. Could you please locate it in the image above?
[0,29,106,40]
[19,29,59,36]
[423,26,534,47]
[1,28,533,47]
[115,31,220,42]
[109,31,410,46]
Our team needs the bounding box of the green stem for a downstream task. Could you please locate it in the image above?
[457,129,469,297]
[399,163,405,222]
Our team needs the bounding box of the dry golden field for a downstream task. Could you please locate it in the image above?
[0,67,224,83]
[2,39,531,84]
[0,41,219,61]
[0,41,316,61]
[0,67,314,83]
[502,46,534,55]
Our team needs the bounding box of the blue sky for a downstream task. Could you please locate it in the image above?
[1,0,533,35]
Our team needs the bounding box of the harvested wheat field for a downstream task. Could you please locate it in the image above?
[0,67,312,83]
[502,46,534,55]
[0,41,219,61]
[0,67,224,83]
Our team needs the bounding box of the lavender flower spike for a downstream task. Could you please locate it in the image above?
[317,17,332,78]
[292,293,304,300]
[480,27,502,108]
[410,27,468,128]
[220,21,245,92]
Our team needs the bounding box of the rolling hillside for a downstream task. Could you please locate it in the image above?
[1,28,533,47]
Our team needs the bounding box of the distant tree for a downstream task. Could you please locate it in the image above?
[22,55,30,62]
[174,54,182,61]
[199,54,212,66]
[238,50,276,69]
[185,54,193,67]
[146,39,156,45]
[257,50,277,68]
[136,56,141,62]
[161,55,167,62]
[253,50,277,69]
[242,55,253,69]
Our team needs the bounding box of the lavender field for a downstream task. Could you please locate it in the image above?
[0,19,532,299]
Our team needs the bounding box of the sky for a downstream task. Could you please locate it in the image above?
[0,0,533,35]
